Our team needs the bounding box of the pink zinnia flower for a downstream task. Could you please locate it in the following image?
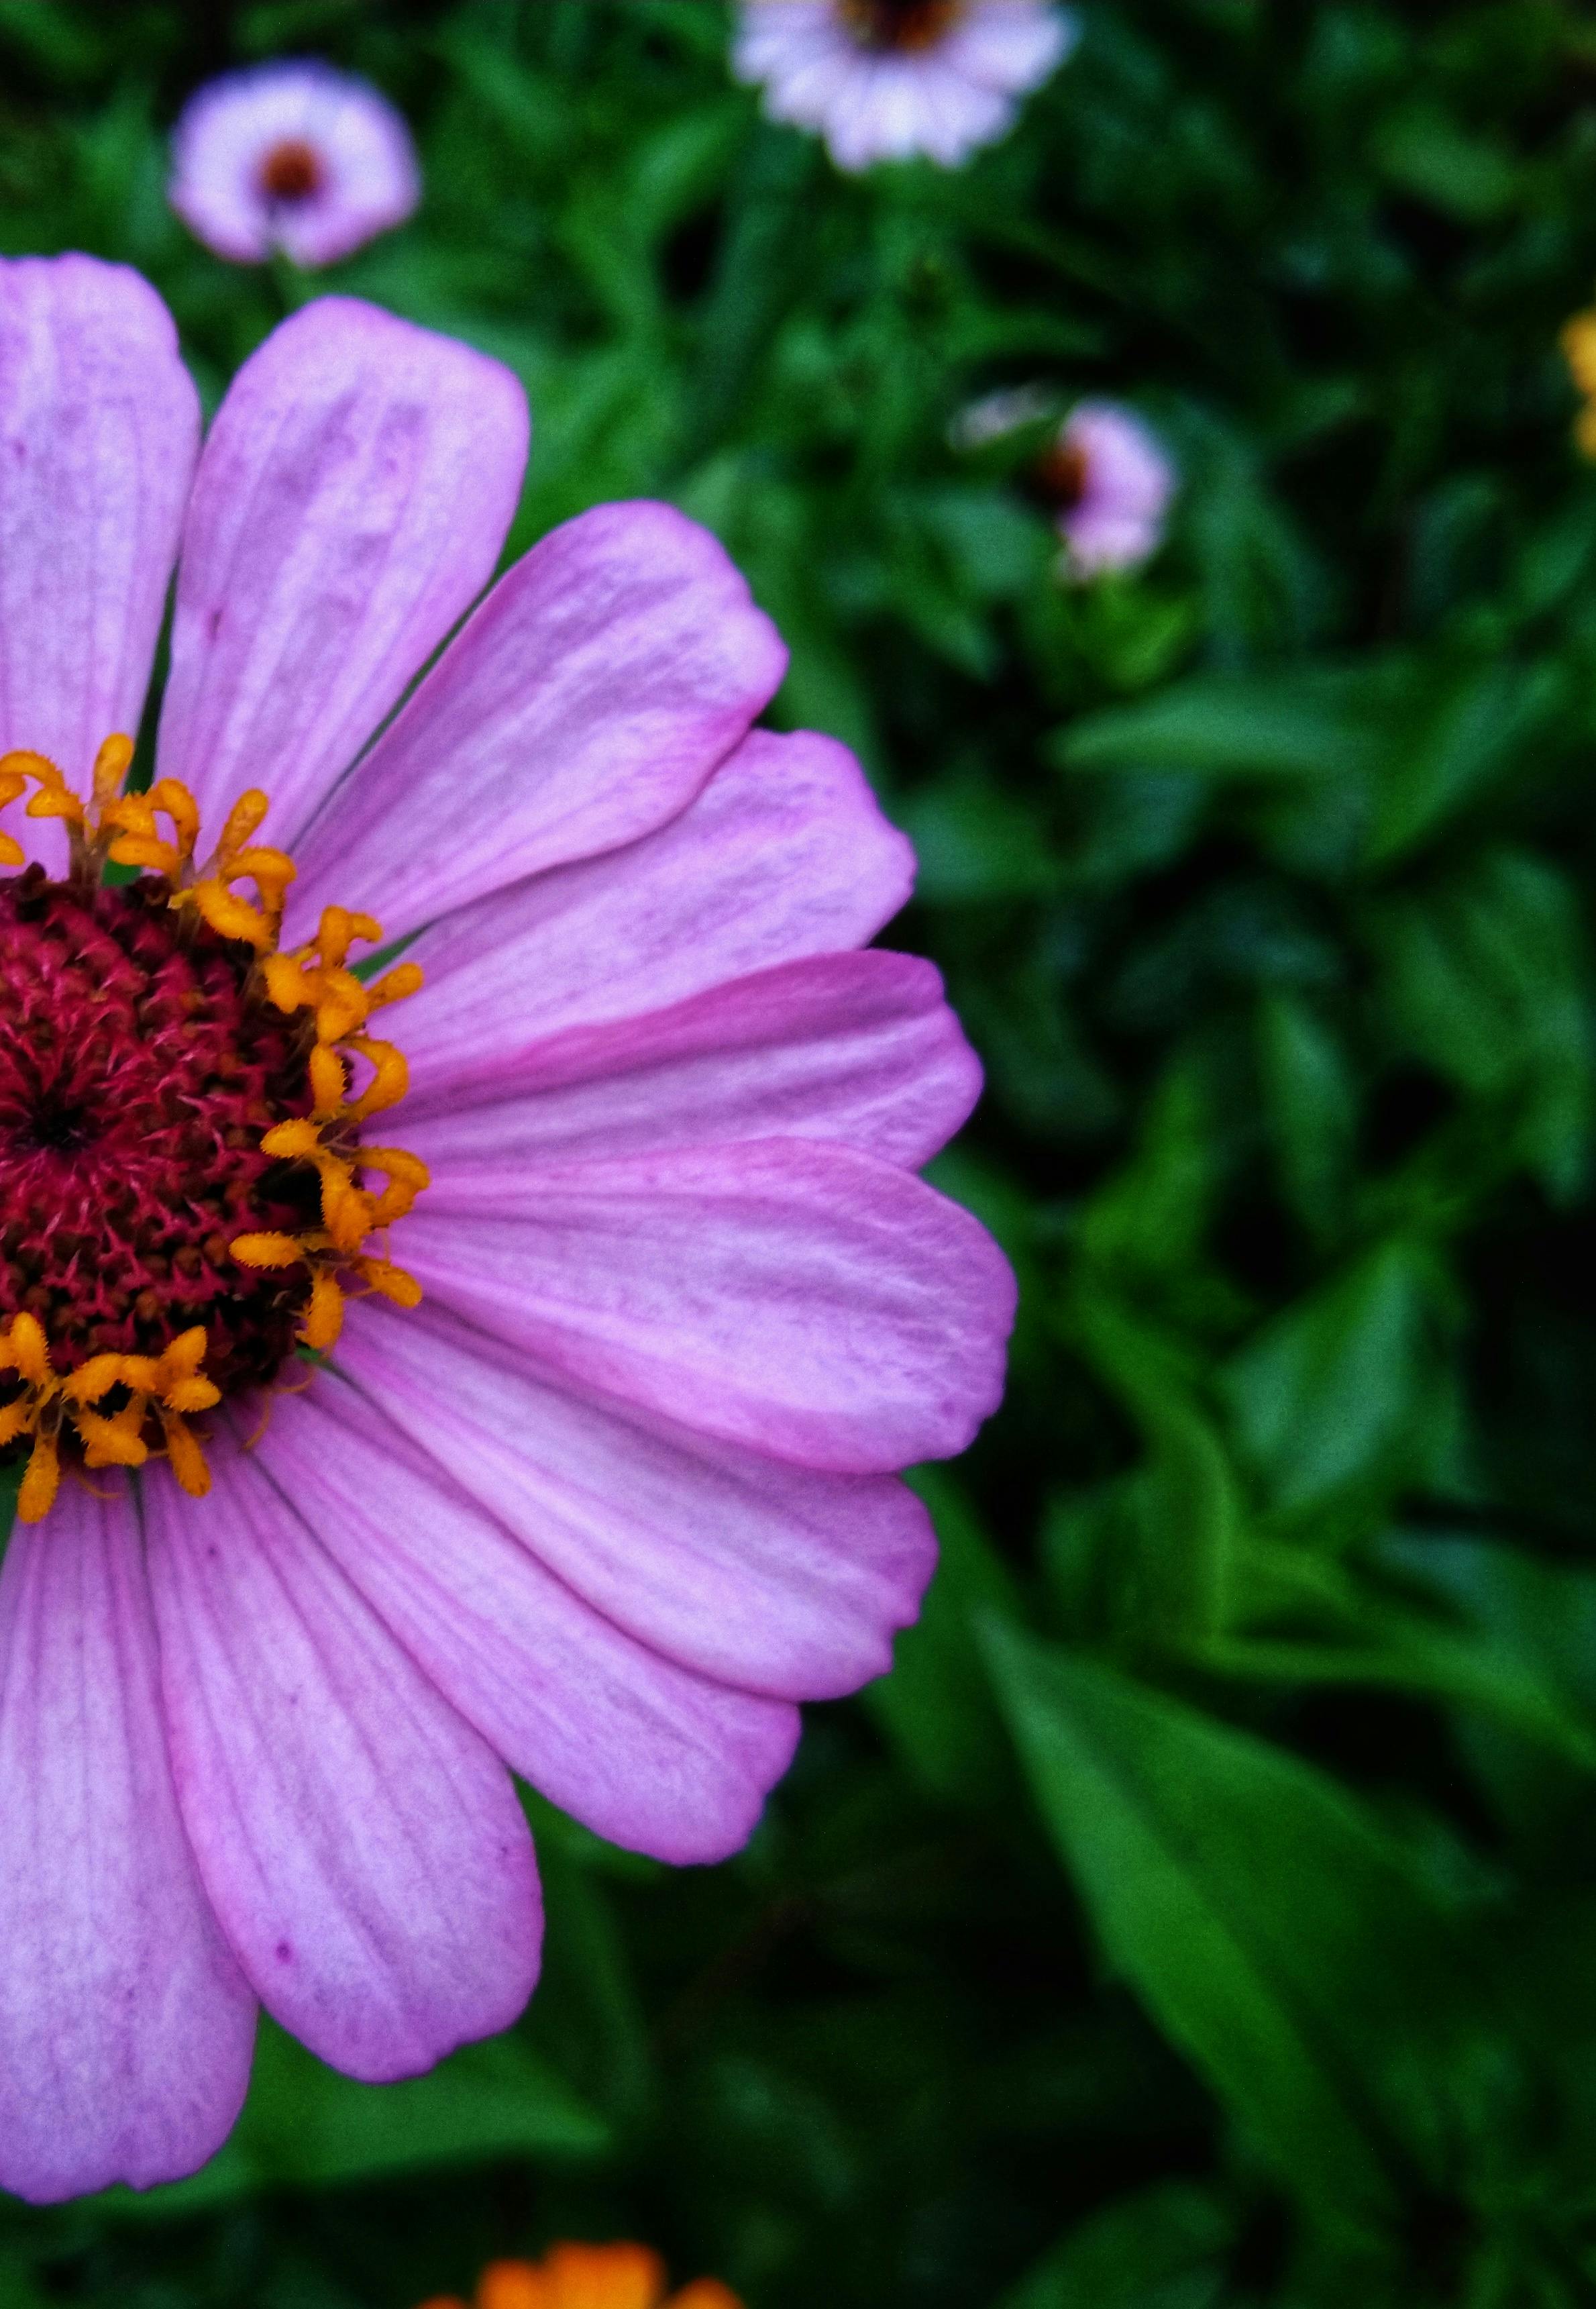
[0,254,1012,2204]
[1045,401,1176,578]
[168,60,419,268]
[732,0,1073,172]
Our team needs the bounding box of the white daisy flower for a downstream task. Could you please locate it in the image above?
[733,1,1075,172]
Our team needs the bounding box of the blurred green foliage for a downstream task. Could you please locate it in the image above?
[6,0,1596,2302]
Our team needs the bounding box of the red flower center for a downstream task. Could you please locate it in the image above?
[0,871,321,1404]
[258,137,324,203]
[837,0,965,53]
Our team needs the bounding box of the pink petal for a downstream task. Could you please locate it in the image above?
[0,1484,256,2204]
[397,728,914,1084]
[403,951,981,1172]
[397,1139,1015,1473]
[288,501,786,939]
[335,1296,937,1700]
[156,297,527,848]
[251,1376,801,1859]
[141,1451,541,2083]
[0,254,199,874]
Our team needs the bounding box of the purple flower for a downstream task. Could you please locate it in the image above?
[1046,401,1176,578]
[0,254,1013,2204]
[732,1,1073,172]
[168,60,419,268]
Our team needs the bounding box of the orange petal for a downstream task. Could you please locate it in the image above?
[476,2263,552,2309]
[543,2241,666,2309]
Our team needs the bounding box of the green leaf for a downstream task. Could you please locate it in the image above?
[1197,1539,1596,1772]
[1371,849,1593,1200]
[1071,1288,1243,1641]
[93,2018,608,2218]
[1223,1238,1456,1540]
[1257,991,1357,1240]
[896,770,1060,903]
[983,1627,1489,2235]
[865,1470,1021,1809]
[996,2182,1230,2309]
[1365,661,1566,865]
[1056,668,1388,782]
[1077,1056,1219,1282]
[0,2251,47,2308]
[1372,105,1520,222]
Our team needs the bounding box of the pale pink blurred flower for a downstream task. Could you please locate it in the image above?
[0,253,1012,2202]
[1046,402,1176,578]
[947,380,1057,451]
[733,1,1074,172]
[168,60,419,268]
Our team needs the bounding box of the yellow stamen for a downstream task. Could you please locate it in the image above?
[309,1041,348,1117]
[368,960,425,1009]
[3,1314,226,1512]
[1,1309,52,1389]
[18,1432,60,1523]
[76,1400,151,1471]
[20,758,85,828]
[162,1412,212,1498]
[231,1231,310,1268]
[0,765,28,868]
[103,777,202,879]
[213,789,270,869]
[303,1270,346,1352]
[356,1254,424,1309]
[91,731,136,814]
[342,1036,409,1121]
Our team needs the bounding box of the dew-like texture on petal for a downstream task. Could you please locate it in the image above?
[733,2,1071,171]
[1057,401,1176,578]
[336,1294,939,1700]
[142,1453,541,2082]
[0,254,200,873]
[252,1376,802,1858]
[399,729,914,1085]
[169,61,419,269]
[290,502,786,939]
[0,1484,256,2204]
[396,1139,1016,1473]
[403,952,981,1172]
[157,297,527,847]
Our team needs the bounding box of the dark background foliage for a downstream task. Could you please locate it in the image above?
[5,0,1596,2302]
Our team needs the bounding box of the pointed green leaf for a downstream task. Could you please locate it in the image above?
[983,1628,1488,2234]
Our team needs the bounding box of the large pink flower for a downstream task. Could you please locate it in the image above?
[0,255,1012,2204]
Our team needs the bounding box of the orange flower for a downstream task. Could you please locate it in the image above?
[418,2242,743,2309]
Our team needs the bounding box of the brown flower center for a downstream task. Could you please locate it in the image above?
[1035,437,1089,511]
[837,0,965,54]
[258,138,324,204]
